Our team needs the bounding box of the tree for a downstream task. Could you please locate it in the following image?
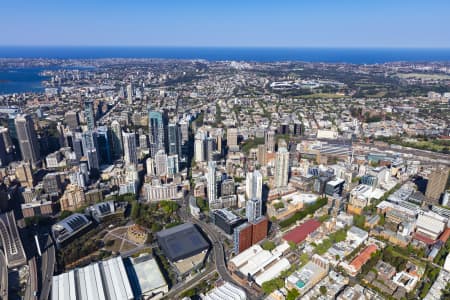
[262,240,276,251]
[320,285,327,295]
[286,288,300,300]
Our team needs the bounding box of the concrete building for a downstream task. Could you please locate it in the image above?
[286,255,329,295]
[246,198,262,223]
[154,150,168,177]
[122,131,138,166]
[274,147,289,188]
[425,167,449,203]
[227,128,238,148]
[206,161,218,207]
[245,170,262,201]
[15,114,40,166]
[265,130,275,152]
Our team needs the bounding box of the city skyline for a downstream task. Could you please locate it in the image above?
[2,0,450,48]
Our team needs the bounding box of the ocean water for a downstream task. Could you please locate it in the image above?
[1,47,449,95]
[0,46,449,63]
[0,68,49,95]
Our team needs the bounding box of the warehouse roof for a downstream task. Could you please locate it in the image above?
[283,219,321,244]
[156,223,209,262]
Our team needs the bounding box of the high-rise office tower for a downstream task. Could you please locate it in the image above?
[148,110,166,157]
[110,120,123,159]
[122,131,137,165]
[72,132,84,161]
[0,131,9,167]
[227,128,238,148]
[246,170,263,201]
[204,137,215,162]
[265,130,275,152]
[246,198,262,223]
[179,120,189,144]
[207,161,217,206]
[426,167,449,203]
[81,131,99,171]
[168,123,182,157]
[65,111,80,131]
[96,126,111,165]
[167,154,179,176]
[155,150,168,176]
[274,146,289,188]
[146,157,155,176]
[127,84,133,105]
[84,100,95,131]
[15,114,40,166]
[194,132,206,163]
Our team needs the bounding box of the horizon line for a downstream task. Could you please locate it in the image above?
[1,45,450,50]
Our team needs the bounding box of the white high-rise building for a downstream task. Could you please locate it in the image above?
[275,147,289,188]
[155,150,168,176]
[246,198,262,223]
[194,132,206,163]
[122,131,137,165]
[127,84,133,104]
[245,170,263,201]
[207,161,217,206]
[146,157,155,176]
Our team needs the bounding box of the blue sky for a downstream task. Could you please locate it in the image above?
[1,0,449,47]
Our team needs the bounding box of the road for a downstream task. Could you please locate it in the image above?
[24,257,38,300]
[0,250,8,300]
[39,235,56,300]
[177,193,259,299]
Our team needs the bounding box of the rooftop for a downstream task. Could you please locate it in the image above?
[156,223,209,262]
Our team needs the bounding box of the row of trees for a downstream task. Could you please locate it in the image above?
[279,197,328,228]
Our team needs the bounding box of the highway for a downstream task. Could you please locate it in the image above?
[39,235,56,300]
[0,250,7,300]
[24,257,38,300]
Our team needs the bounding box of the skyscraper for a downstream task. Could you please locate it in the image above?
[84,100,95,131]
[207,161,218,206]
[246,198,262,223]
[167,154,179,176]
[194,132,205,163]
[426,167,449,203]
[110,120,123,159]
[274,146,289,188]
[15,114,40,166]
[122,131,137,166]
[168,123,182,157]
[155,150,168,176]
[265,130,275,152]
[96,126,111,165]
[146,157,155,176]
[127,84,133,105]
[81,131,99,171]
[148,110,166,157]
[246,170,263,201]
